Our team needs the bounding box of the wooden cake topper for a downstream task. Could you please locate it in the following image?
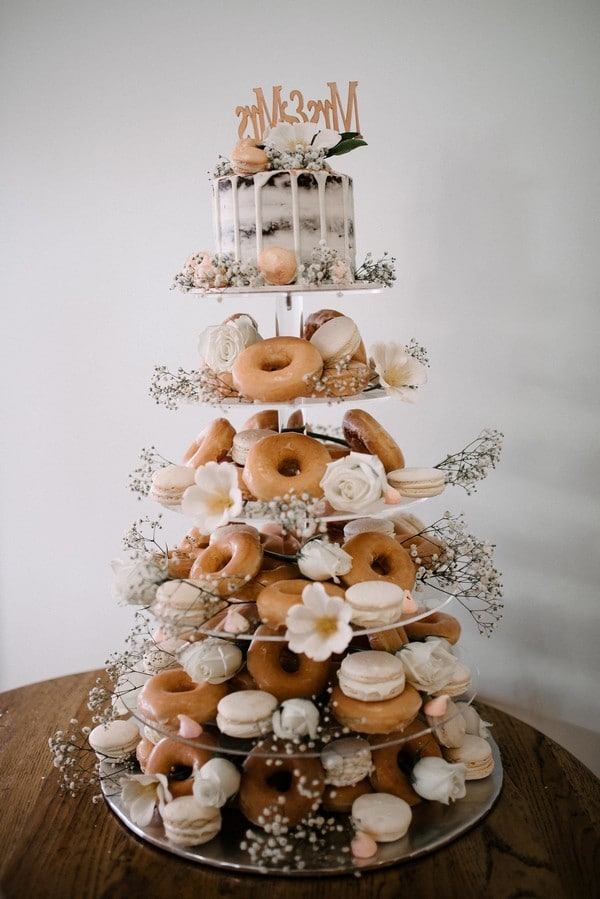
[236,82,361,141]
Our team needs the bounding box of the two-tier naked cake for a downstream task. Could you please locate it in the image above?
[51,83,504,875]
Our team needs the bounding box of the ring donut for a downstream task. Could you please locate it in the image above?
[243,432,331,502]
[315,361,372,398]
[232,336,323,403]
[321,778,374,813]
[189,531,263,597]
[342,409,405,473]
[137,669,227,731]
[239,737,325,827]
[329,682,422,734]
[368,719,443,805]
[404,611,461,645]
[247,624,331,701]
[232,561,300,602]
[341,532,417,590]
[256,579,345,627]
[367,625,409,652]
[183,418,236,468]
[144,735,217,798]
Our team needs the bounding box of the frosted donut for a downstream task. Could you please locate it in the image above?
[239,737,325,828]
[144,736,216,798]
[369,719,443,805]
[137,669,227,731]
[183,418,236,468]
[247,625,331,701]
[404,611,462,645]
[189,531,264,597]
[342,409,405,473]
[341,532,417,590]
[232,337,323,403]
[256,579,345,627]
[330,682,422,734]
[243,432,331,502]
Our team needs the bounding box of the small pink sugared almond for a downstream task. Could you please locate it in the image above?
[424,694,450,716]
[178,715,203,738]
[401,591,419,614]
[351,831,378,858]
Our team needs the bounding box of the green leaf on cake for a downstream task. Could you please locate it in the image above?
[327,132,368,157]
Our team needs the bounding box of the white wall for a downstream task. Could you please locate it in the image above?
[2,0,599,775]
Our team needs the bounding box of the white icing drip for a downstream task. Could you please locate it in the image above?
[231,175,240,259]
[290,172,300,260]
[254,178,263,258]
[213,182,222,254]
[342,176,350,261]
[316,171,328,243]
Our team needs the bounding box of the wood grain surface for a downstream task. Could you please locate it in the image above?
[0,670,598,899]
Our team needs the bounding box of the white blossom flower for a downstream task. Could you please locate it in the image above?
[192,758,240,808]
[198,316,262,372]
[411,756,467,804]
[120,773,172,827]
[320,452,387,514]
[370,341,428,401]
[272,698,320,741]
[264,122,341,154]
[297,538,352,582]
[285,582,353,661]
[397,638,460,694]
[110,556,167,606]
[181,461,243,531]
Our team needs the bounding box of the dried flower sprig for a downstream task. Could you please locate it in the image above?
[244,492,328,538]
[212,155,234,178]
[354,251,396,287]
[48,722,100,797]
[148,365,203,410]
[121,515,165,556]
[435,429,504,494]
[128,446,174,500]
[405,338,430,367]
[407,513,503,637]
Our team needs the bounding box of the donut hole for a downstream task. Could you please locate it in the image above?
[266,769,293,793]
[277,456,301,478]
[371,553,392,576]
[167,683,198,695]
[261,354,291,373]
[168,764,194,782]
[278,646,301,674]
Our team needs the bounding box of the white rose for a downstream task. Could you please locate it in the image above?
[455,702,493,738]
[198,316,262,372]
[192,758,240,808]
[320,452,387,514]
[272,698,320,741]
[411,756,467,804]
[297,538,352,582]
[398,638,459,694]
[110,556,167,606]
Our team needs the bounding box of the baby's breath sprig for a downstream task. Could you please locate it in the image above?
[435,429,504,494]
[48,722,100,797]
[121,515,165,556]
[298,241,354,288]
[405,338,430,367]
[212,155,234,178]
[128,446,173,500]
[266,143,330,172]
[244,492,327,538]
[149,365,202,410]
[171,253,263,293]
[354,251,396,287]
[414,513,503,637]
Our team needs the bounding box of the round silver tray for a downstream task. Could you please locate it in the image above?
[101,739,502,876]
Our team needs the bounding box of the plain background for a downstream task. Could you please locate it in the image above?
[2,0,599,776]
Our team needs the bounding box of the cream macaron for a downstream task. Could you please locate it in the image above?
[88,719,141,761]
[216,690,278,738]
[387,467,446,498]
[150,464,197,508]
[161,796,222,847]
[151,579,227,630]
[309,315,362,364]
[321,736,373,786]
[344,581,406,627]
[351,792,412,843]
[443,734,495,779]
[338,651,406,702]
[231,429,277,466]
[343,517,395,540]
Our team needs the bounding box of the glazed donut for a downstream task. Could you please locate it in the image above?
[144,736,217,798]
[242,409,280,431]
[232,561,300,602]
[329,682,422,734]
[247,625,331,701]
[201,602,261,634]
[239,737,325,828]
[341,532,417,590]
[183,418,236,468]
[303,308,343,341]
[243,432,331,502]
[136,736,155,770]
[342,409,405,473]
[367,625,409,653]
[189,531,263,597]
[164,551,194,579]
[368,719,443,805]
[137,669,227,731]
[314,361,372,398]
[259,523,301,556]
[178,527,211,556]
[404,611,462,645]
[232,337,323,403]
[256,579,345,628]
[321,778,374,813]
[395,528,447,571]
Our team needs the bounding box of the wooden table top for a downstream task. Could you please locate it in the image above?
[0,670,598,899]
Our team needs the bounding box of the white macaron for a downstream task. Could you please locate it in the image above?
[351,792,412,842]
[216,690,278,738]
[338,651,406,702]
[344,580,406,627]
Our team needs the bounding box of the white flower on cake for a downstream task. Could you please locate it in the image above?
[120,772,172,827]
[320,452,387,514]
[370,341,428,401]
[411,756,467,805]
[192,758,241,808]
[297,538,353,582]
[110,556,167,606]
[272,698,320,741]
[285,582,353,661]
[181,461,243,531]
[397,638,460,694]
[264,122,341,154]
[198,315,262,373]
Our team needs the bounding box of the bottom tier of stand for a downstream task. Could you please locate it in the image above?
[101,740,502,876]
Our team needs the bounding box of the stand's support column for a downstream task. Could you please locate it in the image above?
[275,292,307,433]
